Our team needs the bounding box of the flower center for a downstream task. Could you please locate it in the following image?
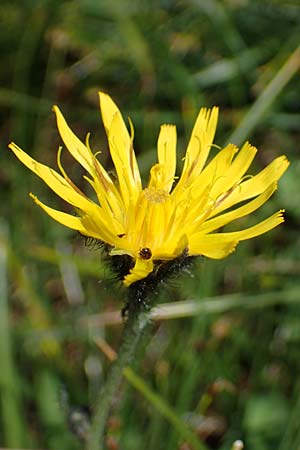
[144,187,169,204]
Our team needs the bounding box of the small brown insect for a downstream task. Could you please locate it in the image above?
[139,247,152,260]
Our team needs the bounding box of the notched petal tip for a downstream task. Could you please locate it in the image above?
[276,155,290,174]
[160,123,176,130]
[278,209,285,222]
[52,105,63,121]
[281,156,290,170]
[29,192,45,209]
[52,105,67,127]
[8,142,20,153]
[29,193,43,207]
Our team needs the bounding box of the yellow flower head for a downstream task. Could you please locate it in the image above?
[9,93,289,286]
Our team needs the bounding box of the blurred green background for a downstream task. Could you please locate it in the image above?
[1,0,300,449]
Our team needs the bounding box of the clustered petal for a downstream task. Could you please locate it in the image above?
[9,92,289,286]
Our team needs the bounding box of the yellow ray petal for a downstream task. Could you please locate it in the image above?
[218,210,285,241]
[80,214,118,245]
[90,155,126,219]
[189,234,238,258]
[213,156,289,214]
[190,143,238,196]
[83,175,120,224]
[53,106,95,175]
[123,258,154,286]
[209,142,257,199]
[108,112,142,205]
[190,210,284,258]
[157,124,177,192]
[99,91,127,136]
[29,194,93,236]
[30,193,118,244]
[173,143,237,210]
[56,130,123,218]
[175,106,218,189]
[199,183,277,234]
[186,107,219,172]
[8,143,96,212]
[154,233,189,260]
[99,92,141,190]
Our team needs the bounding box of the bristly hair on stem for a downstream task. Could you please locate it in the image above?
[80,234,105,251]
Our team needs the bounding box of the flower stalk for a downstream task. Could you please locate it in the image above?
[86,286,151,450]
[87,252,196,450]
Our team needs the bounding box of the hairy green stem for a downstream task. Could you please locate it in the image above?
[86,254,194,450]
[86,299,150,450]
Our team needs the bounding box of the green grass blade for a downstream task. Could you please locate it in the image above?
[123,367,209,450]
[0,221,27,447]
[228,44,300,145]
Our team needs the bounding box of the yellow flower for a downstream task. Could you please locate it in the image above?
[9,93,289,286]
